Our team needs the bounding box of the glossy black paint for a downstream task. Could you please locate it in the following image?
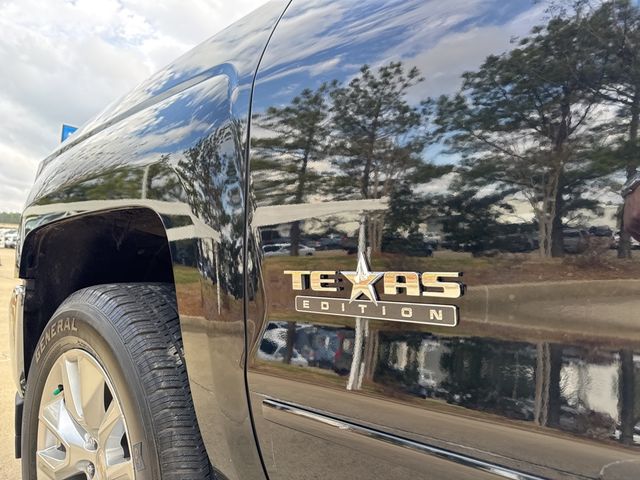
[14,1,640,479]
[17,2,289,479]
[246,1,640,479]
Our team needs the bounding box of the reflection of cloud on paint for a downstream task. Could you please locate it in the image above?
[31,76,230,203]
[405,3,545,100]
[47,3,279,165]
[414,172,456,195]
[255,0,539,109]
[310,57,343,76]
[1,0,270,212]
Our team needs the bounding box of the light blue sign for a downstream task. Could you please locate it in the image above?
[61,124,78,142]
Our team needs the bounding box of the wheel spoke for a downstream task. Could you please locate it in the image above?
[60,353,107,432]
[37,349,134,480]
[98,400,125,449]
[36,445,65,479]
[59,355,85,427]
[106,459,135,479]
[78,357,108,431]
[36,444,84,480]
[39,397,87,456]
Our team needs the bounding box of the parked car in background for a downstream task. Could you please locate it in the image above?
[588,225,615,249]
[263,242,315,256]
[613,230,640,250]
[563,228,588,254]
[9,1,640,479]
[382,233,433,257]
[423,231,442,249]
[2,229,17,249]
[257,338,308,367]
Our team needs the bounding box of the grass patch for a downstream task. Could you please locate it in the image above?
[173,265,200,284]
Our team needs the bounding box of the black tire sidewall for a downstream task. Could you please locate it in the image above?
[22,303,161,480]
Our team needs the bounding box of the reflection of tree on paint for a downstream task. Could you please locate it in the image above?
[429,1,640,260]
[252,62,448,254]
[331,62,440,253]
[586,1,640,258]
[252,84,332,255]
[176,120,246,299]
[434,8,611,258]
[430,187,515,256]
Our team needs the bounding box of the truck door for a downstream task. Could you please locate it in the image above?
[246,1,640,478]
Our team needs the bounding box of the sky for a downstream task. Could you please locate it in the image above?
[0,0,268,213]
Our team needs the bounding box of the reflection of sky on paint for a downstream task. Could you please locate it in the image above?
[254,0,540,108]
[47,0,547,175]
[252,0,544,168]
[31,76,232,203]
[46,1,288,164]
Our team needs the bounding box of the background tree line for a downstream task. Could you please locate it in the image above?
[0,212,20,224]
[252,62,449,255]
[436,0,640,258]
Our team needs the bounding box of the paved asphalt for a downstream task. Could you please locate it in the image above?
[0,248,22,478]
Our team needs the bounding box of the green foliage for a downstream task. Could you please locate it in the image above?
[383,181,425,236]
[252,84,332,206]
[431,188,516,255]
[0,212,20,224]
[330,62,431,200]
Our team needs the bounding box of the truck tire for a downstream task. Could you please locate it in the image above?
[21,283,213,480]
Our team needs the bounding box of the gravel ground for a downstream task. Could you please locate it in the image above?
[0,248,23,478]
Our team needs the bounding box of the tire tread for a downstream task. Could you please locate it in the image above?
[61,283,213,480]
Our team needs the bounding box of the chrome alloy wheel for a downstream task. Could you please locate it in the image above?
[36,349,135,480]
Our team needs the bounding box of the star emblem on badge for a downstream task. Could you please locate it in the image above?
[342,252,383,305]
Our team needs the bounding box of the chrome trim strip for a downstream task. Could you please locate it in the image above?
[262,397,548,480]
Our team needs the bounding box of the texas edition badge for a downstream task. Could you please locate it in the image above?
[284,253,464,327]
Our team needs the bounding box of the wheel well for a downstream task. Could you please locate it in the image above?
[20,207,175,377]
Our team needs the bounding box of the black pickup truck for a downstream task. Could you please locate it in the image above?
[9,1,640,479]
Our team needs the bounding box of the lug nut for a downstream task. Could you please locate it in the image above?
[84,433,97,450]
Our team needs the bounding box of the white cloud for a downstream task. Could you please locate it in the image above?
[0,0,268,213]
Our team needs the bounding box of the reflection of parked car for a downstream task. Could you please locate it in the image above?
[492,233,537,253]
[262,243,315,256]
[3,230,18,249]
[612,423,640,445]
[258,338,309,366]
[296,326,340,369]
[563,228,588,254]
[382,233,433,257]
[612,230,640,249]
[423,232,441,249]
[417,369,439,398]
[261,229,284,245]
[333,330,355,375]
[588,225,615,249]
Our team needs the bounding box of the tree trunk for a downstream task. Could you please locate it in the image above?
[534,343,563,427]
[536,210,550,258]
[291,147,311,256]
[534,343,549,425]
[551,189,565,258]
[618,349,636,445]
[290,221,301,257]
[618,202,633,259]
[547,344,563,427]
[619,90,640,258]
[363,328,379,382]
[546,98,570,259]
